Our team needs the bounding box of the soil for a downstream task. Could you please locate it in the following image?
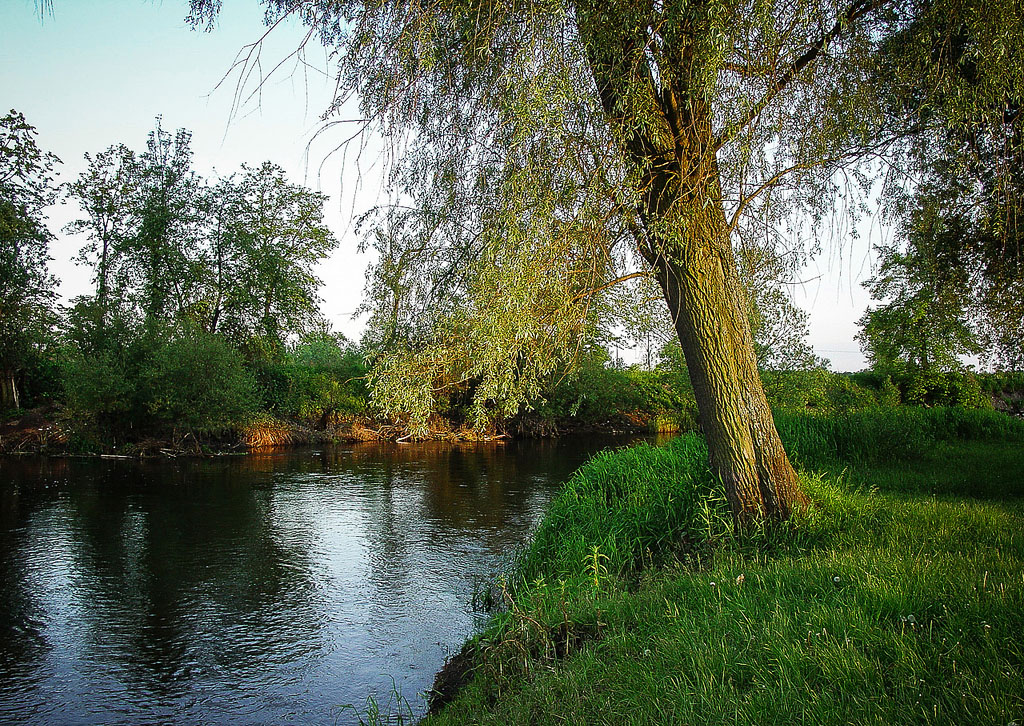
[426,644,478,716]
[1,406,646,457]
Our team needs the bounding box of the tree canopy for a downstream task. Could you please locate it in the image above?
[0,110,59,409]
[66,120,339,356]
[188,0,1024,525]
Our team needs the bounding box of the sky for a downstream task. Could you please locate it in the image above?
[3,0,881,370]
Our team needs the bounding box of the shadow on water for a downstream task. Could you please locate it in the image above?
[0,434,662,725]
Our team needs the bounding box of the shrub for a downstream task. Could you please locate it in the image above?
[143,329,258,436]
[62,349,134,427]
[256,337,368,425]
[761,368,831,411]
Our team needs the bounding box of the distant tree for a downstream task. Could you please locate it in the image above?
[0,110,59,409]
[68,128,338,361]
[198,162,338,355]
[64,144,136,330]
[66,119,204,329]
[129,120,205,324]
[858,189,981,372]
[871,4,1024,371]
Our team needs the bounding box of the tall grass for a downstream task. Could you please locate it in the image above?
[515,407,1024,590]
[777,406,1024,468]
[515,434,731,586]
[425,407,1024,726]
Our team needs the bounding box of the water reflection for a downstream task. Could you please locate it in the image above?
[0,435,654,724]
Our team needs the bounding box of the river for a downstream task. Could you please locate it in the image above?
[0,436,659,725]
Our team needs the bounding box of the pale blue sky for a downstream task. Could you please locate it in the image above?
[2,0,875,368]
[3,0,382,341]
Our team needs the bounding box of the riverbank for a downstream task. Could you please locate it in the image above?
[422,408,1024,725]
[0,405,659,456]
[6,368,1020,457]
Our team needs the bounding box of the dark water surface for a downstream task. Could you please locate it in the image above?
[0,436,656,725]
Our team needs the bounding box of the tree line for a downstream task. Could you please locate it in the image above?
[1,112,365,446]
[3,103,1023,451]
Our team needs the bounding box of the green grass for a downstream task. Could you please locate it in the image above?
[424,408,1024,725]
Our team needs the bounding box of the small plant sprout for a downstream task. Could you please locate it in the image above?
[584,546,609,591]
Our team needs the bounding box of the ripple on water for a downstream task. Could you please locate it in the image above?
[0,435,651,724]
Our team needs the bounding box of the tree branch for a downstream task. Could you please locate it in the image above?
[716,0,889,151]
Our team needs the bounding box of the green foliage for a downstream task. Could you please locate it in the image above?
[62,348,134,435]
[529,348,696,432]
[188,0,1007,436]
[142,327,257,436]
[760,369,889,413]
[257,335,368,425]
[0,109,59,407]
[760,368,991,414]
[858,192,982,372]
[58,120,347,446]
[873,10,1024,371]
[893,367,989,408]
[65,122,338,352]
[200,162,338,349]
[978,371,1024,395]
[776,407,1024,470]
[760,369,833,411]
[427,408,1024,725]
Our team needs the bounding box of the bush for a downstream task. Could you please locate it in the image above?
[865,365,991,409]
[62,349,134,429]
[143,329,258,436]
[525,349,698,432]
[762,370,902,413]
[256,337,368,425]
[761,368,831,411]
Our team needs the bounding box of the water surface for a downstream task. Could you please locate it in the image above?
[0,436,656,724]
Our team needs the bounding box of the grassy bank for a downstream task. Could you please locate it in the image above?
[423,408,1024,725]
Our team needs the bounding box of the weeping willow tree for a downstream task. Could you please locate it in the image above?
[190,0,1022,526]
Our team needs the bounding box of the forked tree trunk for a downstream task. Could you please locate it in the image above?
[1,372,19,410]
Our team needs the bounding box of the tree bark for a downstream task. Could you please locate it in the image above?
[636,134,808,528]
[642,205,808,528]
[0,372,19,410]
[576,3,808,528]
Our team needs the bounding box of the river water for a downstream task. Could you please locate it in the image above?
[0,436,656,725]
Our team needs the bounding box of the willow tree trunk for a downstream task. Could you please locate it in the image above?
[577,4,808,528]
[642,201,808,527]
[636,139,807,527]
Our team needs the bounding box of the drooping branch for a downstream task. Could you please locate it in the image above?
[716,0,891,151]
